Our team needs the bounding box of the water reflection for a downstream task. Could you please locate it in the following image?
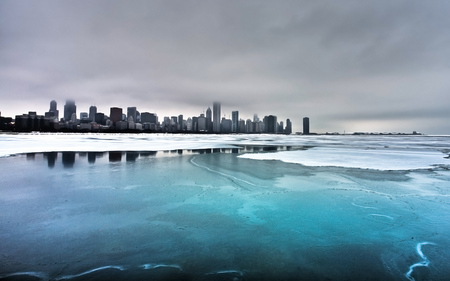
[126,151,139,162]
[44,152,58,168]
[109,151,122,162]
[88,152,104,164]
[62,152,76,168]
[17,146,302,169]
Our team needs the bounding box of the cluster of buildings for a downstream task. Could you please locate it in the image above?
[4,100,302,134]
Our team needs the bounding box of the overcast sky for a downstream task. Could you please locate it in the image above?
[1,0,449,134]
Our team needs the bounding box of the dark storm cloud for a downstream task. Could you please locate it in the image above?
[1,0,450,133]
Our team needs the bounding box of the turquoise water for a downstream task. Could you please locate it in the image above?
[1,145,450,280]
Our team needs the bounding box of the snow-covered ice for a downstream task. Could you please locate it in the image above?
[0,133,449,280]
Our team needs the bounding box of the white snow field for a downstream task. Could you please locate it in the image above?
[0,133,449,281]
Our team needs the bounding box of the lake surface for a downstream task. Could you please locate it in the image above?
[1,134,449,281]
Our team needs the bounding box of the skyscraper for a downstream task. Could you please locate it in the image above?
[231,111,239,133]
[264,115,277,134]
[303,117,310,135]
[110,107,123,124]
[45,100,59,120]
[206,107,212,132]
[127,107,137,123]
[285,119,292,134]
[89,106,97,122]
[213,102,221,133]
[64,100,76,122]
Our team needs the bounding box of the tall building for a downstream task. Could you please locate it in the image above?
[303,117,310,135]
[45,100,59,120]
[198,114,206,131]
[89,106,97,122]
[110,107,123,124]
[127,107,137,123]
[231,111,239,133]
[221,117,232,133]
[206,107,212,132]
[264,115,277,134]
[178,115,183,131]
[63,100,76,121]
[213,102,221,133]
[285,119,292,134]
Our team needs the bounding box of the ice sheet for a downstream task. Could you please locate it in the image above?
[238,147,450,170]
[1,134,450,280]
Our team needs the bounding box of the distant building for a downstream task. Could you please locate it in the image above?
[232,111,239,133]
[95,112,105,125]
[110,107,123,124]
[178,115,184,131]
[238,119,246,133]
[264,115,277,134]
[141,112,157,124]
[246,119,253,133]
[206,107,212,132]
[89,106,97,122]
[64,100,76,122]
[221,117,232,133]
[285,119,292,134]
[198,114,206,131]
[45,100,59,120]
[303,117,310,135]
[127,107,137,123]
[213,102,221,133]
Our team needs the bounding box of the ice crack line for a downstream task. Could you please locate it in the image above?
[54,265,125,280]
[405,242,436,281]
[190,156,260,187]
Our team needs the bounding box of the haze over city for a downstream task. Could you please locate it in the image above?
[1,0,450,134]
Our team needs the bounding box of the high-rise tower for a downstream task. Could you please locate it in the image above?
[206,107,212,132]
[110,107,123,124]
[303,117,310,135]
[64,100,76,122]
[45,100,59,120]
[89,106,97,122]
[213,102,221,133]
[232,111,239,133]
[127,107,137,123]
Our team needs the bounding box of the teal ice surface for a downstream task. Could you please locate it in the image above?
[1,150,450,281]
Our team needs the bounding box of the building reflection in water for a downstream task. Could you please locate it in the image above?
[87,152,104,164]
[44,152,58,168]
[140,151,157,157]
[62,152,76,168]
[109,151,122,162]
[126,151,139,162]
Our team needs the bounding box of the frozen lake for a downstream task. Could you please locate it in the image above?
[1,134,450,281]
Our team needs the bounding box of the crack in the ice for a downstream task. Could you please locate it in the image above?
[190,156,260,189]
[405,242,436,281]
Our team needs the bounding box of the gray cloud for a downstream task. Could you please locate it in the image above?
[1,0,450,134]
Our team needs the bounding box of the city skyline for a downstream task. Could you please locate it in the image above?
[9,99,295,134]
[1,1,450,134]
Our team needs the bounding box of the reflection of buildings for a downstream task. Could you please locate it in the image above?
[109,151,122,162]
[62,152,76,168]
[126,151,139,162]
[44,152,58,168]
